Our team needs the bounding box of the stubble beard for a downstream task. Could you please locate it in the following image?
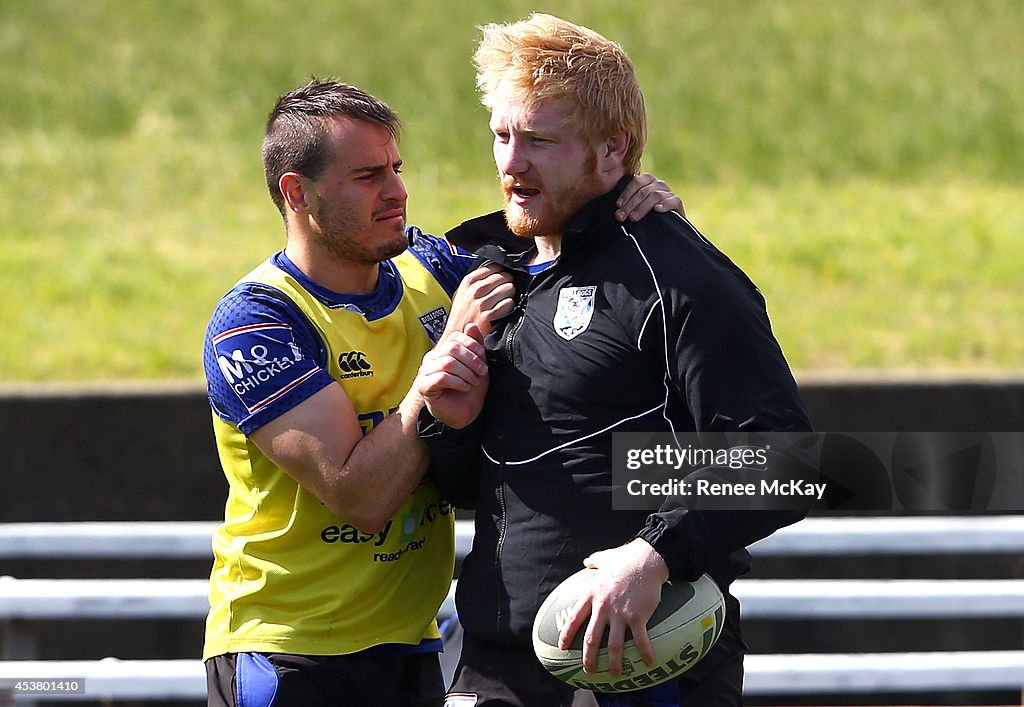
[314,204,408,265]
[501,154,601,239]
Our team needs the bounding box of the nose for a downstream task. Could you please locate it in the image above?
[383,169,408,203]
[495,137,527,177]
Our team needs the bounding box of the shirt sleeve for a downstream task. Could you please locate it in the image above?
[632,217,814,580]
[637,226,811,435]
[203,283,335,435]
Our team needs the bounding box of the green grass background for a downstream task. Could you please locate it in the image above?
[1,0,1021,381]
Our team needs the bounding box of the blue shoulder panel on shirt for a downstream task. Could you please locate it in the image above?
[203,282,334,435]
[406,226,475,298]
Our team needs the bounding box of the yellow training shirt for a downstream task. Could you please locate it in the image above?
[202,245,458,660]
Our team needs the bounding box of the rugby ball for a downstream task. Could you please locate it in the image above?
[532,570,725,693]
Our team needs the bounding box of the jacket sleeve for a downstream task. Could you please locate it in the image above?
[633,219,814,581]
[637,502,806,582]
[418,406,483,510]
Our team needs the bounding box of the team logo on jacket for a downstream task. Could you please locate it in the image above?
[419,307,448,344]
[553,286,596,340]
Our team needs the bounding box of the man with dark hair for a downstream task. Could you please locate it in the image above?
[418,15,812,707]
[201,77,682,706]
[202,78,512,706]
[261,81,403,219]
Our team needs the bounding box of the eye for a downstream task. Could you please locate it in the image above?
[493,130,510,143]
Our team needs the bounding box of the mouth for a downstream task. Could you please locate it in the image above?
[506,183,541,205]
[374,208,406,224]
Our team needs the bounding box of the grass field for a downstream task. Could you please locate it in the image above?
[0,0,1021,381]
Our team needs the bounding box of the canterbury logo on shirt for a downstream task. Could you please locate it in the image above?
[338,350,373,378]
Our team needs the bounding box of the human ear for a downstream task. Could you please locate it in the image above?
[599,131,630,173]
[279,172,310,213]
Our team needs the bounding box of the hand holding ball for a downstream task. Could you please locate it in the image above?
[532,570,725,693]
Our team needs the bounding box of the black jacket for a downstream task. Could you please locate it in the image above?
[423,177,812,652]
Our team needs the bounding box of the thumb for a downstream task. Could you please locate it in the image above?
[463,321,485,345]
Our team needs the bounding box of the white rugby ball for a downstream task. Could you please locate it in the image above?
[532,569,725,693]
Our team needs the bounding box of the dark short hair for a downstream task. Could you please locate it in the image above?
[262,78,402,216]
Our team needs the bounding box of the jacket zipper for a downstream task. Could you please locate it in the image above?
[495,291,527,627]
[503,301,524,367]
[503,279,536,367]
[494,270,542,629]
[494,441,508,628]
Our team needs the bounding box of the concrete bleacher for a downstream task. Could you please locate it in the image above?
[2,517,1024,703]
[3,360,1023,704]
